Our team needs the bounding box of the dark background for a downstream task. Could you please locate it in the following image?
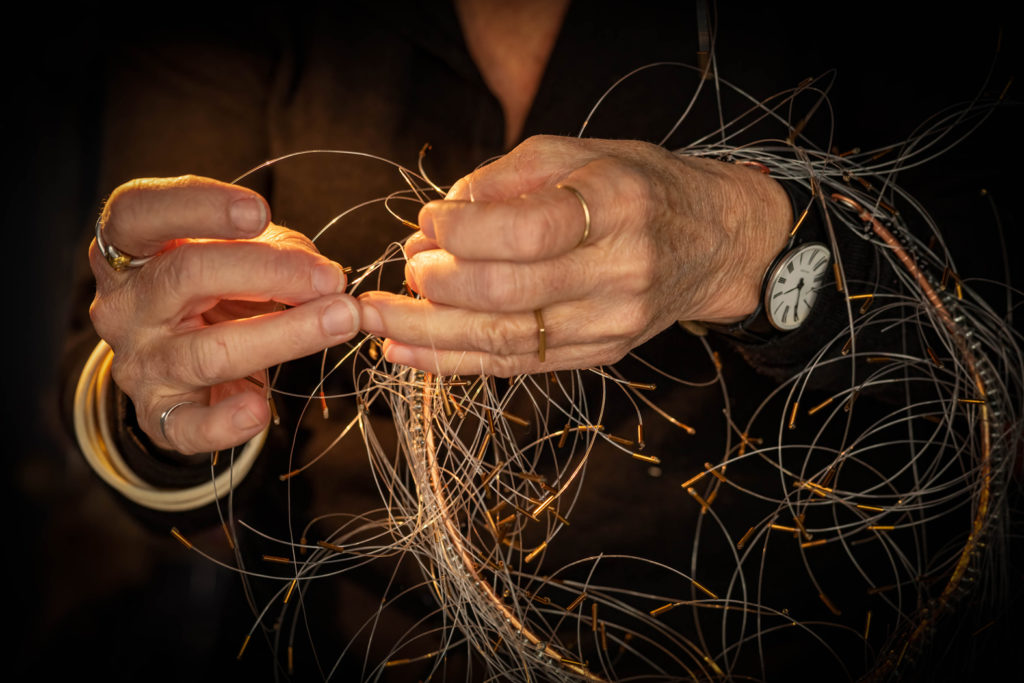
[5,2,1022,680]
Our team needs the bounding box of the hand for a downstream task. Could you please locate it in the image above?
[89,175,361,454]
[358,135,792,376]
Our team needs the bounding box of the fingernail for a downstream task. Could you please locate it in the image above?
[230,197,267,235]
[233,405,262,431]
[312,263,346,295]
[360,301,384,335]
[322,299,358,337]
[418,206,436,240]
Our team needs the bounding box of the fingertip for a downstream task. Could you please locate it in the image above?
[321,295,360,338]
[382,340,414,367]
[312,262,348,295]
[417,203,437,239]
[230,195,269,236]
[359,296,385,337]
[403,231,438,258]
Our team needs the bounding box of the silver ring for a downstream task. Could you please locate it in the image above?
[160,400,197,443]
[95,216,155,271]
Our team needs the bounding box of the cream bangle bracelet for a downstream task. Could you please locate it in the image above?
[73,340,267,512]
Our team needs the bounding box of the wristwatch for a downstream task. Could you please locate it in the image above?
[700,182,832,343]
[762,240,831,331]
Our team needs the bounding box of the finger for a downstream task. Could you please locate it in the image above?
[135,237,348,322]
[102,175,270,258]
[164,293,361,389]
[403,231,438,259]
[359,292,647,356]
[380,339,623,378]
[404,248,609,312]
[418,182,594,262]
[156,389,270,455]
[361,292,538,356]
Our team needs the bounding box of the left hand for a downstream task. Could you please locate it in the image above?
[358,135,792,376]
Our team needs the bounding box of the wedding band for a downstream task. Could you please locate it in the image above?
[557,184,591,247]
[95,216,155,271]
[160,400,197,443]
[534,309,547,363]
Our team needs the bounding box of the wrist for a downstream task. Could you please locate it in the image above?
[688,159,793,324]
[698,174,832,343]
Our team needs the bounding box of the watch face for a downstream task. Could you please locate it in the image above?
[765,242,831,331]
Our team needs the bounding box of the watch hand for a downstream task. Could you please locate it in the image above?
[782,278,806,295]
[791,278,806,322]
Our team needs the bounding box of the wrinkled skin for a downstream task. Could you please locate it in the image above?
[89,175,360,454]
[89,137,790,453]
[360,136,791,377]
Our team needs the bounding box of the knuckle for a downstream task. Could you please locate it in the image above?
[594,343,629,367]
[89,289,136,350]
[88,295,113,338]
[158,242,205,294]
[188,333,233,386]
[109,177,150,205]
[477,263,522,310]
[609,305,648,340]
[132,400,161,443]
[175,440,201,456]
[608,243,655,297]
[167,173,204,189]
[269,245,311,289]
[592,157,651,217]
[266,225,317,253]
[107,177,155,228]
[510,135,552,173]
[516,134,547,154]
[486,353,521,379]
[510,202,557,261]
[615,162,651,206]
[469,315,519,356]
[519,134,564,152]
[109,353,142,396]
[87,240,107,275]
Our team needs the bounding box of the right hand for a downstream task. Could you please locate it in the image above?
[89,175,361,455]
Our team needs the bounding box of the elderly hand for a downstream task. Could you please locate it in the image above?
[89,175,361,454]
[358,135,792,376]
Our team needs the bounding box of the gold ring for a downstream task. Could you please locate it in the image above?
[95,216,155,271]
[557,184,591,247]
[534,309,547,363]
